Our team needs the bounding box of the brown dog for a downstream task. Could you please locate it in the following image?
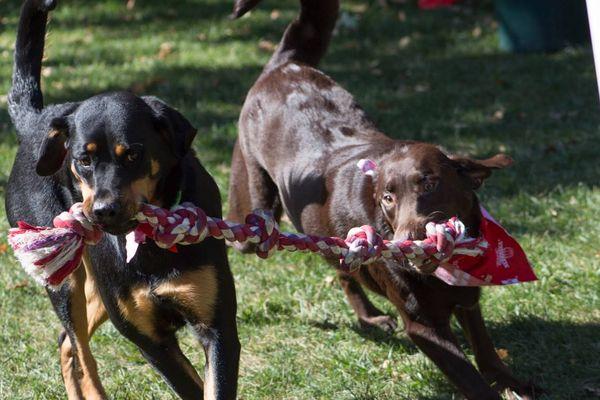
[227,0,540,398]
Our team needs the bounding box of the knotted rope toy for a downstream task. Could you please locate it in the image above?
[7,160,537,290]
[8,200,536,290]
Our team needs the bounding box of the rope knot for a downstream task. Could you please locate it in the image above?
[53,203,103,245]
[342,225,385,270]
[135,203,209,249]
[245,209,280,258]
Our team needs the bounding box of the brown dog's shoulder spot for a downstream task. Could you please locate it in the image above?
[153,266,219,325]
[117,285,159,341]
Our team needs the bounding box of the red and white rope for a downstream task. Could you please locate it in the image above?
[8,202,487,290]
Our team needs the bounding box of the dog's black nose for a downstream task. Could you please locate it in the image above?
[93,201,121,221]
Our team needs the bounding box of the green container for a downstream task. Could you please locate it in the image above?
[495,0,590,53]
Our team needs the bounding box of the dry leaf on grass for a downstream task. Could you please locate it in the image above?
[414,83,430,93]
[157,42,175,60]
[492,109,505,121]
[399,36,411,48]
[324,275,336,286]
[8,280,29,290]
[496,348,509,360]
[129,77,167,94]
[258,40,276,53]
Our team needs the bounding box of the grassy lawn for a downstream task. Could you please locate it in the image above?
[1,0,599,398]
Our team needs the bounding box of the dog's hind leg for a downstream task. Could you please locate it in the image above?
[227,138,282,252]
[454,304,542,399]
[227,139,253,225]
[56,253,107,399]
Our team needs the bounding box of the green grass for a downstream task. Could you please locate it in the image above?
[1,0,599,398]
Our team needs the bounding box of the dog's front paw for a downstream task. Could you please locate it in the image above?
[359,315,398,333]
[499,381,545,400]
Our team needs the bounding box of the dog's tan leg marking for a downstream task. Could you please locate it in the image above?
[154,267,218,325]
[116,271,212,390]
[116,285,159,342]
[154,267,219,395]
[60,253,107,400]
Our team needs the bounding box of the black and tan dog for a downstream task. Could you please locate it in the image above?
[228,0,540,398]
[6,1,239,399]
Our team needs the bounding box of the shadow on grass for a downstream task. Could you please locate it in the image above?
[351,323,418,353]
[486,317,600,400]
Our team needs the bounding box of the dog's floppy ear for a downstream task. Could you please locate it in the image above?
[142,96,197,159]
[36,117,70,176]
[451,153,513,189]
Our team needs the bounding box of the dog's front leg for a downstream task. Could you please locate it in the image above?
[196,324,240,400]
[191,267,240,400]
[403,314,501,400]
[337,270,397,333]
[454,304,542,399]
[54,256,107,400]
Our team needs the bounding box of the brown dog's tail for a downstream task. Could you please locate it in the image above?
[231,0,339,71]
[8,0,57,127]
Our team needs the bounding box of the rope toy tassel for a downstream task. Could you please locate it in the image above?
[8,203,103,290]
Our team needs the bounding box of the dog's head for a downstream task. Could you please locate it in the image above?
[361,143,511,271]
[36,92,196,235]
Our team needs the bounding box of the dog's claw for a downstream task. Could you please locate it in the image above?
[359,315,398,333]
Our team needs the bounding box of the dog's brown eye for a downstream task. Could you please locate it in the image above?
[78,156,92,167]
[383,194,394,204]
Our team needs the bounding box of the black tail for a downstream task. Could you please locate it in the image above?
[231,0,339,71]
[8,0,57,124]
